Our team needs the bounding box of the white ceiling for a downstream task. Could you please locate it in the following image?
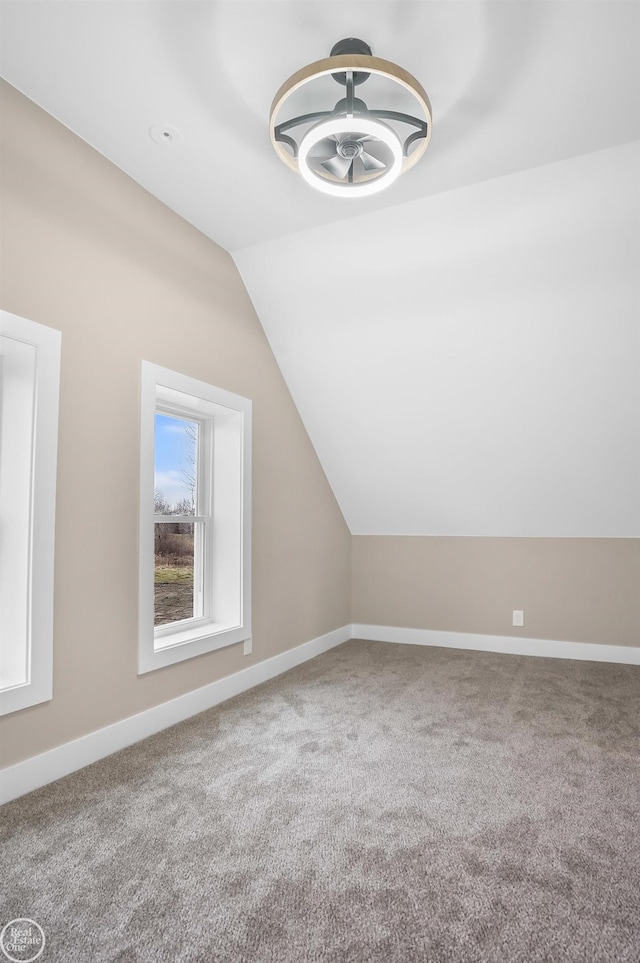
[1,1,639,536]
[236,142,640,536]
[1,2,638,252]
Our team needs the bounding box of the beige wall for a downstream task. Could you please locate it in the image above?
[352,536,639,647]
[0,82,351,767]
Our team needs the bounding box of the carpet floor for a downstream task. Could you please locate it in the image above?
[2,639,639,963]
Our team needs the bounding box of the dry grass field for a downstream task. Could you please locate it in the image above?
[154,529,194,625]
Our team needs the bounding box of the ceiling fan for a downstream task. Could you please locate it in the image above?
[269,38,432,198]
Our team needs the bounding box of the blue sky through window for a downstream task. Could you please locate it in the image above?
[154,413,197,509]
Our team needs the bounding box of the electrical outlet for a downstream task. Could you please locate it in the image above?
[243,637,252,656]
[512,610,524,627]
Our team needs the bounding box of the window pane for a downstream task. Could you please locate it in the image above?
[0,336,37,690]
[154,521,200,626]
[154,413,198,515]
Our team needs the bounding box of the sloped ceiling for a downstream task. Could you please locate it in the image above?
[235,142,640,536]
[1,1,639,535]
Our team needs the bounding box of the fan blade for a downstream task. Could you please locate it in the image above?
[307,136,340,159]
[361,150,386,171]
[321,155,353,179]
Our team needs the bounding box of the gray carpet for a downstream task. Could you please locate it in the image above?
[2,639,639,963]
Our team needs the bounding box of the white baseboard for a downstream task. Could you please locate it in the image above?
[352,624,640,665]
[0,624,351,805]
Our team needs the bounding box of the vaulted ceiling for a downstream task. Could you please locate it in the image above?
[2,1,639,536]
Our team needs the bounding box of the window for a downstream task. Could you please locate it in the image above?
[0,311,61,715]
[139,362,251,673]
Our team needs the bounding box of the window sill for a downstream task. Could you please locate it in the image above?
[138,621,250,674]
[154,619,239,651]
[0,678,53,716]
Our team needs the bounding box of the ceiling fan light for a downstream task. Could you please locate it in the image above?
[270,39,431,197]
[298,117,403,198]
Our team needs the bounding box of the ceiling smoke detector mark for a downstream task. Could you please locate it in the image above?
[149,124,182,146]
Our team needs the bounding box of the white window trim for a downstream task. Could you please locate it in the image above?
[138,362,251,674]
[0,311,61,716]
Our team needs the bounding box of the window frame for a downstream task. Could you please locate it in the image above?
[138,362,251,674]
[0,311,61,716]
